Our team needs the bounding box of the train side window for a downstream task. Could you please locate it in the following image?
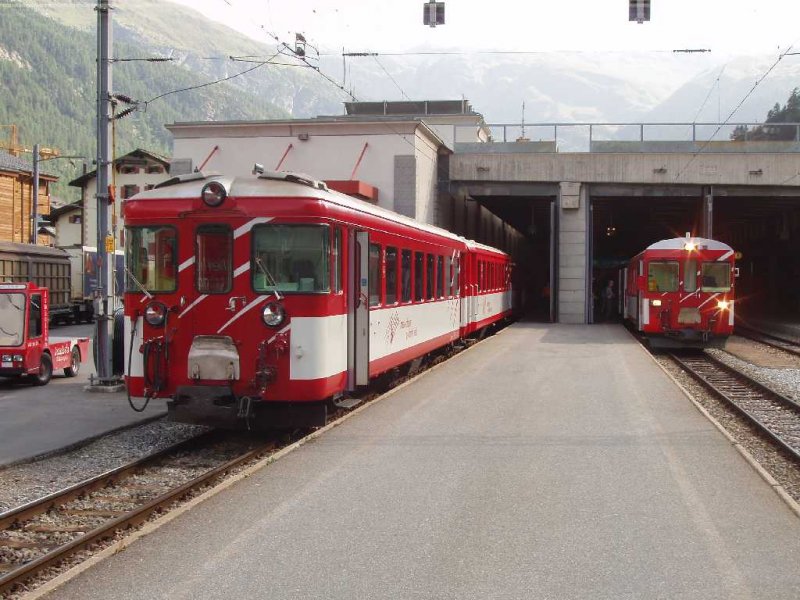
[684,259,697,293]
[454,256,460,296]
[479,261,484,292]
[386,246,398,304]
[444,256,452,297]
[252,224,330,293]
[401,250,412,302]
[414,252,424,302]
[369,244,381,306]
[437,256,444,298]
[196,225,232,294]
[426,254,435,300]
[333,228,341,294]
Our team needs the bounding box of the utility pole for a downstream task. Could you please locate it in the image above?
[31,143,39,245]
[91,0,120,389]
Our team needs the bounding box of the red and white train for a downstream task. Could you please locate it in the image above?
[123,169,513,428]
[623,235,736,348]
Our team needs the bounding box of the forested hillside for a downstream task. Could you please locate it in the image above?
[732,88,800,141]
[0,2,292,201]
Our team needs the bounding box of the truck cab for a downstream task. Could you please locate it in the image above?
[0,282,88,385]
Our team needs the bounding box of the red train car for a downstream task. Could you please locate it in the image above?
[623,235,735,348]
[123,169,513,429]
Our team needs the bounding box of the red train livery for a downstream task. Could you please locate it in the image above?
[623,235,736,348]
[123,169,513,429]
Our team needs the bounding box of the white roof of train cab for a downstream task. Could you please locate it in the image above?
[134,170,509,257]
[646,237,733,252]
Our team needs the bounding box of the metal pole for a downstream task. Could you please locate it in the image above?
[31,143,39,245]
[94,0,114,384]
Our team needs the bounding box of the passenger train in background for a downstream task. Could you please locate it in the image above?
[123,168,514,429]
[622,235,736,348]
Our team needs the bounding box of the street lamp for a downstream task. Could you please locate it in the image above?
[31,143,85,245]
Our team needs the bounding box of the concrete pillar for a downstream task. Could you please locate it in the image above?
[558,182,587,324]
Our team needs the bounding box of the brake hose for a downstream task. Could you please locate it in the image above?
[127,314,150,412]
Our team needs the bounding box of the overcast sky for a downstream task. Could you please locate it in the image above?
[171,0,800,56]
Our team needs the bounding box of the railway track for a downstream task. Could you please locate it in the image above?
[0,430,276,596]
[734,326,800,358]
[669,351,800,463]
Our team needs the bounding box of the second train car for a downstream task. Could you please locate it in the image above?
[623,235,736,348]
[123,169,514,429]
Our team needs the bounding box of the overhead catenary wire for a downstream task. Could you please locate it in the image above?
[372,55,411,101]
[673,43,798,182]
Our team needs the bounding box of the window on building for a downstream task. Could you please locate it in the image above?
[146,165,165,174]
[68,215,82,225]
[121,184,140,199]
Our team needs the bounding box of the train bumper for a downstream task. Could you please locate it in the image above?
[169,385,327,430]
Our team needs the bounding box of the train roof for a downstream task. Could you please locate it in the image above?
[645,237,733,252]
[134,170,509,258]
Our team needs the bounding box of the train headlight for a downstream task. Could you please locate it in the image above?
[684,242,696,251]
[201,181,227,207]
[652,299,662,307]
[262,302,285,327]
[144,301,168,326]
[717,300,730,311]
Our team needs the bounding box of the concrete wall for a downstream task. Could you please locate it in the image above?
[557,182,587,324]
[451,151,800,187]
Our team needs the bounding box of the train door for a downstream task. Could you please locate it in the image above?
[347,230,370,389]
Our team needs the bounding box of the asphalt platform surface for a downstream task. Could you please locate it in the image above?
[0,323,165,468]
[46,323,800,599]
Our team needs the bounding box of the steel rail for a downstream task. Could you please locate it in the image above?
[0,435,274,595]
[669,351,800,464]
[0,431,216,530]
[734,326,800,358]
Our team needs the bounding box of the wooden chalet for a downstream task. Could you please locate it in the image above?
[0,151,58,245]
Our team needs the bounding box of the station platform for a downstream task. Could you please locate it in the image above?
[0,377,165,468]
[46,324,800,599]
[738,315,800,341]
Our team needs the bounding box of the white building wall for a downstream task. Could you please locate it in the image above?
[169,122,447,223]
[54,209,82,247]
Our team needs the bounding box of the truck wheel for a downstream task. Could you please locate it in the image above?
[64,347,81,377]
[32,354,53,386]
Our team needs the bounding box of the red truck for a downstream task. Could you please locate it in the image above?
[0,282,89,385]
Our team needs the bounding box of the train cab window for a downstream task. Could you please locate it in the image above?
[368,244,381,306]
[647,261,679,293]
[252,224,330,294]
[437,256,444,298]
[28,293,42,338]
[414,252,424,301]
[125,226,177,293]
[196,226,232,294]
[444,256,452,297]
[386,247,398,304]
[426,254,435,300]
[701,262,731,292]
[684,259,697,293]
[332,229,341,294]
[401,250,412,302]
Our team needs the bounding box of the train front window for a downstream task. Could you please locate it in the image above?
[196,226,232,294]
[701,262,731,292]
[125,226,177,293]
[684,259,697,293]
[647,261,679,293]
[252,225,330,293]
